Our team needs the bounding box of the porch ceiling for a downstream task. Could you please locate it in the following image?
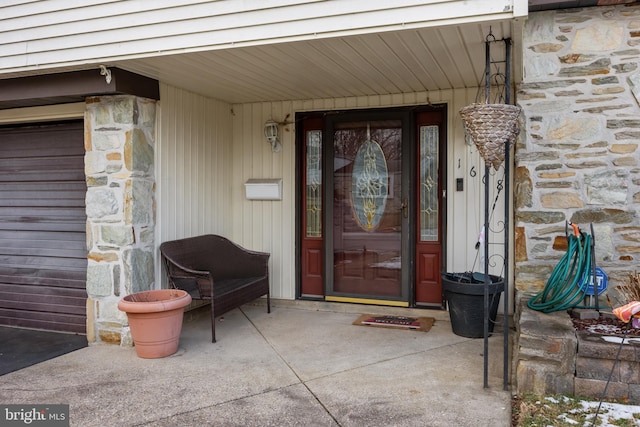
[113,19,518,105]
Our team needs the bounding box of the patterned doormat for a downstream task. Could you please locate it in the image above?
[352,314,435,332]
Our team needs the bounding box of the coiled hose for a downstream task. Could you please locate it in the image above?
[527,230,593,313]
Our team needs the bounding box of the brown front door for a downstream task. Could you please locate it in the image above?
[327,115,408,305]
[299,107,445,307]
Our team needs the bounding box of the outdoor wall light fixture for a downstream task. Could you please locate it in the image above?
[98,65,112,84]
[264,114,292,153]
[264,119,281,152]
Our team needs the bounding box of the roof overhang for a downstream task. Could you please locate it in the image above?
[0,1,527,107]
[113,18,522,104]
[529,0,636,12]
[2,1,636,107]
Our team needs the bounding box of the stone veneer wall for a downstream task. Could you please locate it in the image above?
[515,302,640,403]
[84,95,157,345]
[515,302,577,396]
[516,5,640,301]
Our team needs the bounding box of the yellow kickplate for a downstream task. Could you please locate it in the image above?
[325,296,409,307]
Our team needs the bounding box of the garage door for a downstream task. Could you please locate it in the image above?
[0,121,87,334]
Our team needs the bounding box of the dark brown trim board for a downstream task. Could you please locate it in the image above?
[0,67,159,109]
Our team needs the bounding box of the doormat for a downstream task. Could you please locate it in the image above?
[0,327,87,376]
[352,314,435,332]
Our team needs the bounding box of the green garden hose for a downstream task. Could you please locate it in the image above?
[528,230,593,313]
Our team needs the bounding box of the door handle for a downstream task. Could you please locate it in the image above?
[401,198,408,219]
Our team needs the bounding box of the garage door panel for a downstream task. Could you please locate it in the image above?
[0,211,87,224]
[0,303,85,318]
[0,181,87,191]
[0,121,87,333]
[0,196,86,207]
[0,272,86,289]
[0,265,86,277]
[0,206,87,216]
[0,218,87,233]
[0,223,86,233]
[0,291,86,315]
[0,230,87,242]
[0,297,86,314]
[0,254,88,269]
[0,154,85,170]
[0,128,85,157]
[0,309,86,334]
[0,237,87,251]
[0,283,88,297]
[0,245,87,259]
[0,170,86,182]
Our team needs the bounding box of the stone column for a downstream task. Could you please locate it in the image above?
[516,7,640,299]
[84,95,157,345]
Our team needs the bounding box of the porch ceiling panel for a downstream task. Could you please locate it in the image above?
[113,19,516,105]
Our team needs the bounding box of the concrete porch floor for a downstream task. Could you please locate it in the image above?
[0,300,513,426]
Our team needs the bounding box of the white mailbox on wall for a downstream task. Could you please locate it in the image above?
[244,179,282,200]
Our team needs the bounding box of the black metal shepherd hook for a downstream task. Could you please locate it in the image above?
[485,26,496,43]
[478,30,513,391]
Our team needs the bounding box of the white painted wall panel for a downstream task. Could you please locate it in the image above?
[155,83,233,284]
[229,88,512,301]
[229,102,295,300]
[0,0,525,74]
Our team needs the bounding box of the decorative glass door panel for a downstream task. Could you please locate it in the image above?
[300,118,324,297]
[415,112,444,306]
[331,120,403,298]
[306,130,322,238]
[420,125,439,242]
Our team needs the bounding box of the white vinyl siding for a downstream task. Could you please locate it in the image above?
[1,0,525,75]
[155,83,510,302]
[230,102,295,299]
[155,83,233,282]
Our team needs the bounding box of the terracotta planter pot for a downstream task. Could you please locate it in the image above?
[118,289,192,358]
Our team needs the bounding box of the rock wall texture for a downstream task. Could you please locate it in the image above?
[516,5,640,301]
[575,330,640,402]
[515,302,640,403]
[84,95,157,345]
[515,302,577,396]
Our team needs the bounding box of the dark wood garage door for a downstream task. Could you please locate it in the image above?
[0,121,87,334]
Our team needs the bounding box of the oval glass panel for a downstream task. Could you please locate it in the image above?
[351,139,388,231]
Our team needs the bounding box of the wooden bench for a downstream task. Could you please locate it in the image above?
[159,234,270,342]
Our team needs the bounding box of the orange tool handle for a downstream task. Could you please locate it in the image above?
[568,222,580,237]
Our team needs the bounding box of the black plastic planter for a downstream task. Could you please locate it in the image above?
[442,272,504,338]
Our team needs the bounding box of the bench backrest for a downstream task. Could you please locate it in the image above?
[159,234,266,280]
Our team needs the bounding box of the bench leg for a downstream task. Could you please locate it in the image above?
[210,302,216,343]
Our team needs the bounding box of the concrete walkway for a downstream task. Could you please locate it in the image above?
[0,301,512,426]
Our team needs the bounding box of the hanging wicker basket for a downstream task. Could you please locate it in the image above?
[460,103,521,170]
